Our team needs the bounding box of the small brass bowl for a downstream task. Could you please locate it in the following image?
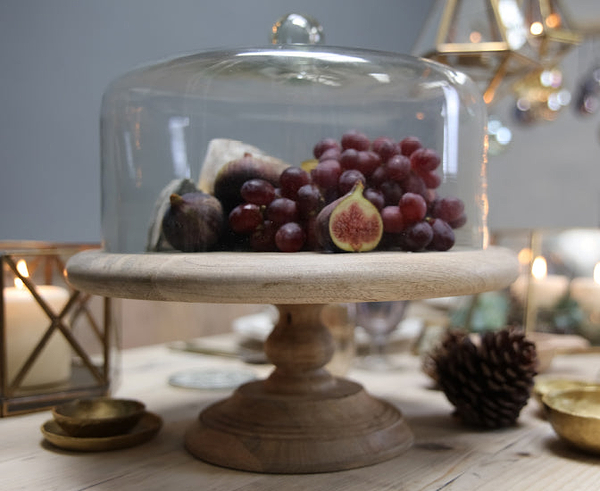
[52,397,146,438]
[533,377,597,404]
[543,387,600,454]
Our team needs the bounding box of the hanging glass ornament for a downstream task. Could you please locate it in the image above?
[412,0,540,106]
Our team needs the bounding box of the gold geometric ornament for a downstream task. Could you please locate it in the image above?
[414,0,541,105]
[522,0,582,66]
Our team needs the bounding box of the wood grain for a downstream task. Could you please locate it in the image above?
[4,345,600,489]
[65,247,518,304]
[63,246,519,473]
[186,304,413,473]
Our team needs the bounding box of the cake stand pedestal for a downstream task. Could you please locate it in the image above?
[185,303,412,472]
[66,247,518,473]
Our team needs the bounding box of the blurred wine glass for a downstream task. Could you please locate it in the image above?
[355,301,409,370]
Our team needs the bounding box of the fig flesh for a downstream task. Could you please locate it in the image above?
[315,182,383,252]
[162,191,224,252]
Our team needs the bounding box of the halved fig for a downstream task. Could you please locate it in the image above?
[315,182,383,252]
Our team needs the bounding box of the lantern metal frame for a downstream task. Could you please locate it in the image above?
[0,242,118,416]
[422,0,541,105]
[522,0,582,65]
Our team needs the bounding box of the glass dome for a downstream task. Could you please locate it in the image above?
[100,44,488,254]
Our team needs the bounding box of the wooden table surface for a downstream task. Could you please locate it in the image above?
[2,340,600,490]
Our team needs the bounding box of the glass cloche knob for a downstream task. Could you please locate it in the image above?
[271,13,324,45]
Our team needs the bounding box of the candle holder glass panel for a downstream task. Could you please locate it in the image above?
[494,228,600,344]
[0,242,120,417]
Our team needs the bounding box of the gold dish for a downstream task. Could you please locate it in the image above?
[533,377,597,404]
[42,411,162,452]
[543,387,600,454]
[52,397,146,437]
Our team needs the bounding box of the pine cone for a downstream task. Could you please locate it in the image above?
[430,328,538,429]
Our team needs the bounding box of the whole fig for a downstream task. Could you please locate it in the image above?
[162,191,224,252]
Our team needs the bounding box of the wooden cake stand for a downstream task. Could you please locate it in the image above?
[66,247,518,474]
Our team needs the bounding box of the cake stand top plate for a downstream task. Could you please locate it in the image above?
[65,247,518,304]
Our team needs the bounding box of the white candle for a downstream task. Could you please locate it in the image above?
[570,263,600,314]
[510,256,569,310]
[4,279,71,388]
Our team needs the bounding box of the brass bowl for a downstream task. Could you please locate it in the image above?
[543,387,600,454]
[52,397,146,438]
[533,376,597,404]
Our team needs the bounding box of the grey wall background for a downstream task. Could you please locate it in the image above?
[486,40,600,231]
[0,0,598,243]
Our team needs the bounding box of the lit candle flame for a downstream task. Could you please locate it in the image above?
[530,21,544,36]
[517,247,532,266]
[531,256,547,280]
[594,262,600,285]
[545,13,560,29]
[469,31,482,43]
[14,260,29,289]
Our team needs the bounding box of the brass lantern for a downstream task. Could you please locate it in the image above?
[414,0,541,105]
[522,0,582,66]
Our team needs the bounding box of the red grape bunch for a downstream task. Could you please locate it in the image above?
[227,130,466,253]
[227,167,316,252]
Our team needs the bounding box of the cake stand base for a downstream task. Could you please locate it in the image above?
[184,303,413,473]
[185,377,413,474]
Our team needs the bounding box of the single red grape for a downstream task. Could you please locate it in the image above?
[401,171,427,197]
[250,220,277,251]
[340,148,359,170]
[311,159,342,195]
[420,170,441,189]
[341,130,370,151]
[410,147,441,172]
[449,213,467,229]
[368,165,388,188]
[313,137,341,159]
[381,206,404,233]
[304,215,319,251]
[386,154,411,183]
[240,179,276,206]
[279,167,310,199]
[372,136,400,162]
[229,203,263,234]
[275,222,306,252]
[399,192,427,224]
[266,197,298,226]
[338,169,366,195]
[297,183,324,218]
[319,146,341,162]
[356,150,381,177]
[431,197,465,223]
[363,187,385,211]
[427,218,455,251]
[402,221,433,251]
[399,136,422,156]
[380,180,403,206]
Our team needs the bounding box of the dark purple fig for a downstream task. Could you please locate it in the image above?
[212,153,289,213]
[162,191,224,252]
